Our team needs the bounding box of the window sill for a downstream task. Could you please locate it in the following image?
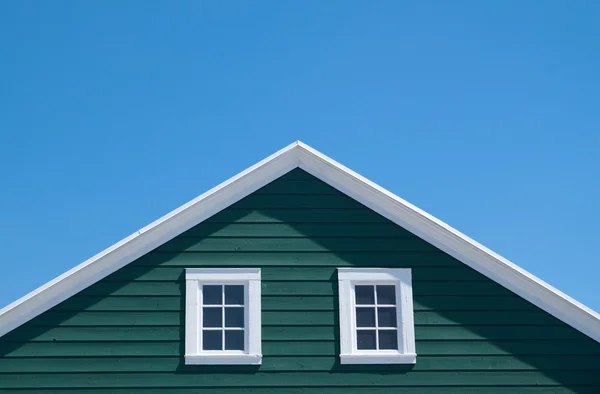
[185,354,262,365]
[340,353,416,364]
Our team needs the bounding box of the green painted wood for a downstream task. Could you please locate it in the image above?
[4,340,599,358]
[3,324,587,344]
[205,209,391,223]
[263,340,600,356]
[51,295,537,312]
[414,325,590,340]
[133,251,463,267]
[106,266,486,282]
[0,389,595,394]
[263,296,336,310]
[230,194,367,209]
[2,326,183,342]
[182,222,416,238]
[0,355,597,373]
[54,296,183,311]
[254,180,343,195]
[262,281,513,296]
[76,280,515,297]
[2,169,599,391]
[262,325,588,341]
[1,371,598,388]
[1,341,183,357]
[413,295,537,310]
[156,237,439,253]
[26,309,562,327]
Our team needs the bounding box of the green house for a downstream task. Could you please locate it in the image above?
[1,141,599,393]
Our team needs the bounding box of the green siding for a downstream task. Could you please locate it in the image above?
[1,169,599,393]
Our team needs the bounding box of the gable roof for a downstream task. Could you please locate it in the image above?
[1,141,599,342]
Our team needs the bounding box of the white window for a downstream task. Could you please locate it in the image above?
[185,268,261,365]
[337,268,416,364]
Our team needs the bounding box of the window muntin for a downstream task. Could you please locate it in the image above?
[201,285,246,351]
[337,268,416,364]
[185,269,261,365]
[354,284,399,350]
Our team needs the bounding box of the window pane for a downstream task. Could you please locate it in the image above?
[203,285,222,305]
[202,330,222,350]
[225,285,244,305]
[356,307,376,327]
[356,330,377,350]
[377,307,397,328]
[225,330,245,350]
[376,285,396,304]
[355,285,375,305]
[225,307,244,328]
[378,330,398,350]
[202,307,222,327]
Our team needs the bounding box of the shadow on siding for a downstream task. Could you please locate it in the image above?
[0,169,599,393]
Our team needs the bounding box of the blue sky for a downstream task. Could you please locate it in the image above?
[0,1,599,313]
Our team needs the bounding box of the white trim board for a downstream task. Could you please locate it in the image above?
[185,268,262,365]
[1,141,599,343]
[337,268,416,364]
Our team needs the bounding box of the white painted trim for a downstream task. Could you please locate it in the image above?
[186,268,261,281]
[337,268,416,364]
[0,141,599,345]
[184,268,261,365]
[399,271,416,356]
[184,278,200,356]
[338,268,412,282]
[184,354,262,365]
[340,354,417,364]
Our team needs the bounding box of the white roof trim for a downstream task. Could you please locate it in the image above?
[1,141,599,343]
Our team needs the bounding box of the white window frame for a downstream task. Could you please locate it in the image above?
[337,268,416,364]
[185,268,262,365]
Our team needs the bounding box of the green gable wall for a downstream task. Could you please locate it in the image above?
[1,169,599,393]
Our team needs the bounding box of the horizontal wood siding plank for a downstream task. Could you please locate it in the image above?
[261,281,513,296]
[24,310,563,327]
[254,180,343,194]
[75,280,519,297]
[263,296,335,310]
[0,355,599,373]
[0,389,596,394]
[182,223,415,238]
[2,324,588,343]
[3,326,182,342]
[229,194,367,210]
[3,340,600,358]
[262,340,600,356]
[4,325,587,343]
[204,209,391,223]
[0,389,595,394]
[156,237,439,253]
[106,266,486,282]
[54,296,183,312]
[263,295,534,312]
[261,325,589,341]
[132,251,463,267]
[1,371,598,388]
[51,295,534,312]
[1,341,183,357]
[75,280,515,298]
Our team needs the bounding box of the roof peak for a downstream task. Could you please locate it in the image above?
[1,142,599,343]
